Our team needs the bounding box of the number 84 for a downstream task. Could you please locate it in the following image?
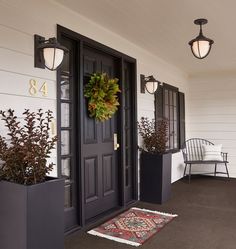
[29,79,48,97]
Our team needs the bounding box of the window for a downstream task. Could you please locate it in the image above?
[58,36,75,210]
[155,83,185,152]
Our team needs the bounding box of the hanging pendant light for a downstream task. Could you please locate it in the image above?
[189,18,214,59]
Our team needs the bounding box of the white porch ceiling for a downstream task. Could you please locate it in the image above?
[55,0,236,75]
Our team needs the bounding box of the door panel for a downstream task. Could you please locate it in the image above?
[85,156,98,203]
[84,114,97,144]
[103,154,114,195]
[83,47,119,221]
[102,119,113,142]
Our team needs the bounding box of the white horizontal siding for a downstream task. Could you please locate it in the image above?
[186,106,236,115]
[186,131,236,140]
[0,94,56,116]
[186,123,236,131]
[186,115,236,123]
[0,2,57,172]
[0,25,32,55]
[187,98,236,106]
[187,75,236,178]
[0,71,56,99]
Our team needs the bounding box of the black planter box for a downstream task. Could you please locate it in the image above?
[0,177,64,249]
[140,152,172,204]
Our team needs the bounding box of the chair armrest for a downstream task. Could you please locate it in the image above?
[221,152,228,161]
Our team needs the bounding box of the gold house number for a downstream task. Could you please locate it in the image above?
[29,79,48,97]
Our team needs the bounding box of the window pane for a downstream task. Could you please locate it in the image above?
[174,135,178,149]
[174,121,177,135]
[61,158,71,179]
[170,106,173,120]
[173,92,177,107]
[165,90,169,104]
[164,105,169,118]
[61,103,70,127]
[169,91,173,105]
[61,130,70,155]
[170,121,174,136]
[155,84,181,152]
[60,76,70,100]
[174,107,177,121]
[166,139,170,150]
[169,133,173,149]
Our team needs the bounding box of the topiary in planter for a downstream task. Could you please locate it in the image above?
[0,109,57,185]
[84,72,121,122]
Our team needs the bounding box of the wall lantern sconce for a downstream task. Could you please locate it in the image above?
[140,74,161,94]
[34,34,68,71]
[188,18,214,59]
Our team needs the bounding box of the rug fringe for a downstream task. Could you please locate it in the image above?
[88,230,141,247]
[131,207,178,217]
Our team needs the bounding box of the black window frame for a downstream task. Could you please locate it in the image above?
[155,83,185,153]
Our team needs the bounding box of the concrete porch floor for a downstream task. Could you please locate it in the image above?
[65,176,236,249]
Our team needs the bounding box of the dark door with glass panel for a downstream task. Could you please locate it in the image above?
[59,36,79,231]
[83,47,119,221]
[58,26,137,232]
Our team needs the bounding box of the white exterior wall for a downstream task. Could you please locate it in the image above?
[187,73,236,178]
[0,0,188,182]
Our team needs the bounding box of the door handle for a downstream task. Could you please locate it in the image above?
[114,133,120,150]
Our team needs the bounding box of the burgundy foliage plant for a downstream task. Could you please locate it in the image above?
[0,109,57,185]
[138,117,168,154]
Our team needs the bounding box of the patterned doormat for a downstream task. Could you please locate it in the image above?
[88,207,178,247]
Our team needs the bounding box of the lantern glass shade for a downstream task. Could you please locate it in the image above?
[189,18,214,59]
[145,81,158,94]
[34,35,69,71]
[43,47,65,70]
[191,40,211,59]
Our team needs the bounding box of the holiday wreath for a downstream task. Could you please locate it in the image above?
[84,72,121,122]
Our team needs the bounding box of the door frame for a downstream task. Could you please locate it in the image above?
[57,25,138,230]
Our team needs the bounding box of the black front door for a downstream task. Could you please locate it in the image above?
[82,47,119,221]
[57,25,138,232]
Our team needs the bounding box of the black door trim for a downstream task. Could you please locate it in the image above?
[57,25,138,230]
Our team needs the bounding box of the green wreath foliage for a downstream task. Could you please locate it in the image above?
[84,72,121,122]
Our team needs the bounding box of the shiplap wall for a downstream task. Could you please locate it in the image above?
[186,73,236,178]
[0,0,188,182]
[0,1,57,175]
